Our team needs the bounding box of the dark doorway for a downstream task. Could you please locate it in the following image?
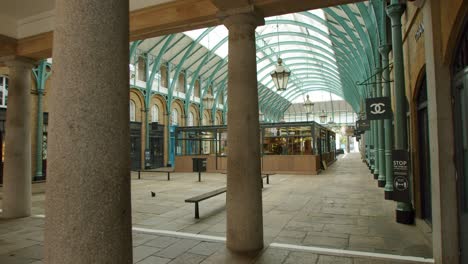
[417,74,432,224]
[452,21,468,264]
[148,122,164,169]
[130,122,142,171]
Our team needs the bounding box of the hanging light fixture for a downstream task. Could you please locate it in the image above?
[328,91,335,124]
[271,58,290,91]
[270,23,290,91]
[319,109,328,123]
[202,93,215,110]
[303,95,314,113]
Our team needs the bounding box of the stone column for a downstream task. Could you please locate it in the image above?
[1,57,34,219]
[423,0,459,262]
[387,1,414,224]
[346,136,350,153]
[44,0,132,263]
[221,8,265,253]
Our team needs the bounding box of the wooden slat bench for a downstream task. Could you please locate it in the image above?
[185,187,227,219]
[135,167,174,181]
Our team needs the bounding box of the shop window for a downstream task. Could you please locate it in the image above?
[130,100,136,122]
[151,104,159,123]
[137,56,146,82]
[188,112,194,126]
[0,76,8,107]
[172,109,179,126]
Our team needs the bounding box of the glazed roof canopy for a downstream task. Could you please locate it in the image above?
[131,0,386,117]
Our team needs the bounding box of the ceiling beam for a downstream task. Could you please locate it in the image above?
[4,0,364,61]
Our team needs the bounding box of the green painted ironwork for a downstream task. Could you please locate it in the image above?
[387,1,414,221]
[32,60,52,180]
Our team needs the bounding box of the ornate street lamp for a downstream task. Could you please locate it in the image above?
[202,93,215,110]
[319,110,328,123]
[270,58,290,91]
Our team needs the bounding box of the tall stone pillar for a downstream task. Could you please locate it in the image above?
[2,57,34,218]
[387,1,414,224]
[44,0,132,263]
[346,136,350,153]
[423,0,459,262]
[221,8,265,253]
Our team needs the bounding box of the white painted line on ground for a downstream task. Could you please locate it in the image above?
[132,227,226,242]
[270,243,434,263]
[32,214,45,218]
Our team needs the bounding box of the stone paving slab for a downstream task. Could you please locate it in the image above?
[0,153,433,263]
[0,216,433,264]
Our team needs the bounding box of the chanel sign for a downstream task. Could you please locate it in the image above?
[365,97,392,120]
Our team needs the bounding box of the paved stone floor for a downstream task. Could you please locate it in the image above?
[0,153,433,263]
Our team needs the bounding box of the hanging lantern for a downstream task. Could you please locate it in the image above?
[270,58,290,91]
[303,95,314,113]
[319,110,327,123]
[202,93,215,110]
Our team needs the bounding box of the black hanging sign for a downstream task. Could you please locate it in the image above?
[392,150,410,202]
[366,97,392,120]
[356,119,370,132]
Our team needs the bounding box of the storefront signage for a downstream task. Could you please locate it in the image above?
[356,119,370,131]
[392,150,410,202]
[366,97,392,120]
[145,150,151,167]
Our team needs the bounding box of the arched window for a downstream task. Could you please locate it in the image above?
[172,109,179,126]
[129,100,136,122]
[188,112,194,126]
[151,104,159,123]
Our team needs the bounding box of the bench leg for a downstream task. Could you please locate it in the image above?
[138,170,141,180]
[198,171,201,182]
[195,202,199,219]
[167,172,170,181]
[266,175,269,184]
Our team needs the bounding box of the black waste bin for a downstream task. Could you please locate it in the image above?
[192,158,207,172]
[192,158,207,182]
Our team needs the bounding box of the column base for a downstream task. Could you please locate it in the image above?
[378,180,386,187]
[384,190,393,200]
[396,209,414,224]
[373,174,378,179]
[33,176,46,182]
[370,169,374,174]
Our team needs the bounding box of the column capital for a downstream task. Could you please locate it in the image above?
[386,3,405,21]
[1,56,36,69]
[218,5,265,29]
[379,44,392,56]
